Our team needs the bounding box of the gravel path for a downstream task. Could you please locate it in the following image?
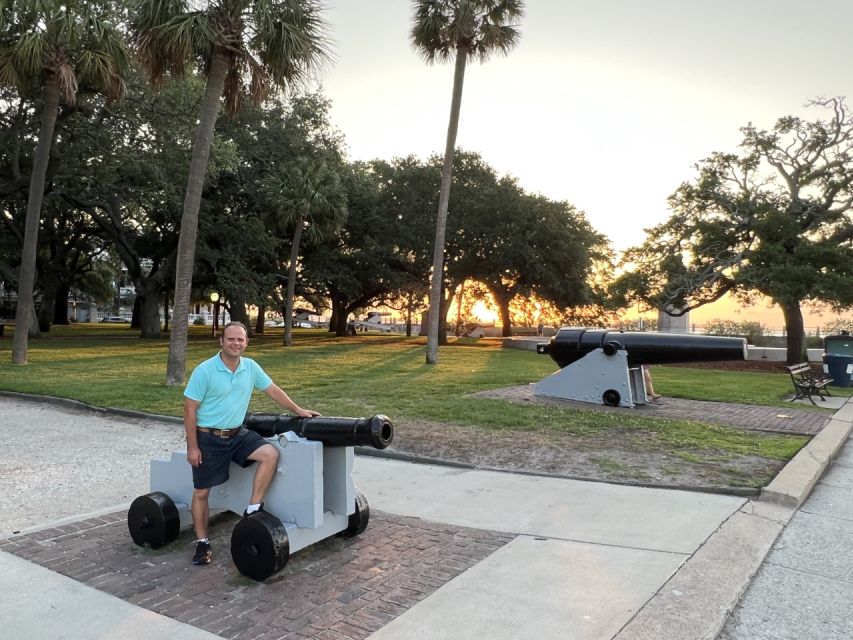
[0,396,185,535]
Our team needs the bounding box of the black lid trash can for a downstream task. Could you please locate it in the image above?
[823,334,853,388]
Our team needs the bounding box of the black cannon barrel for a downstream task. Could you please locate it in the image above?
[243,413,394,450]
[537,328,747,369]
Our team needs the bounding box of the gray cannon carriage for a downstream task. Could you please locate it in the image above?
[535,328,747,407]
[127,414,393,580]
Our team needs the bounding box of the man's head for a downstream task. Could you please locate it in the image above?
[219,321,249,359]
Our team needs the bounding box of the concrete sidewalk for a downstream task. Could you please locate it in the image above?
[1,394,851,639]
[720,408,853,639]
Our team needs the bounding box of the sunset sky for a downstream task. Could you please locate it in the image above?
[314,1,853,331]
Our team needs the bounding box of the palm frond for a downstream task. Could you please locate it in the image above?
[0,49,22,89]
[55,61,78,104]
[253,0,333,89]
[14,32,48,77]
[410,0,524,62]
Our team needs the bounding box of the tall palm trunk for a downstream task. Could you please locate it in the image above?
[166,52,229,385]
[12,77,61,364]
[426,46,468,364]
[780,299,806,365]
[283,222,304,347]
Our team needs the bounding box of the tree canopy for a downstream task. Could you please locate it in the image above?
[616,98,853,362]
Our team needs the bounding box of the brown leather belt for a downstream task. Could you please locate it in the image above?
[197,427,242,439]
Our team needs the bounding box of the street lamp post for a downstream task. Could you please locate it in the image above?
[209,292,220,337]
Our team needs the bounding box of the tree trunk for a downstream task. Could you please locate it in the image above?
[426,46,468,364]
[498,298,513,337]
[283,222,303,347]
[780,299,806,364]
[131,295,142,329]
[255,305,265,335]
[139,290,162,338]
[135,277,164,338]
[454,282,465,336]
[38,270,59,332]
[53,283,70,325]
[12,77,61,363]
[229,297,252,336]
[330,301,349,336]
[165,52,229,384]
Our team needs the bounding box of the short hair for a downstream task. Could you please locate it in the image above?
[221,321,248,337]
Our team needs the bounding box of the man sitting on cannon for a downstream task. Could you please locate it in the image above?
[183,321,320,566]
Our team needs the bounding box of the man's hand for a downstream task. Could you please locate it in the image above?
[187,445,202,467]
[297,408,321,418]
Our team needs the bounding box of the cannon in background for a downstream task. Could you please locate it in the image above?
[535,328,747,407]
[127,414,393,581]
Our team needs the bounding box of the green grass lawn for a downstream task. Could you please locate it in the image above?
[3,326,845,468]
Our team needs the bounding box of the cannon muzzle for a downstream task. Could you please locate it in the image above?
[243,414,394,450]
[538,328,747,369]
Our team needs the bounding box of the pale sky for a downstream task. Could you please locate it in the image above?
[314,1,853,329]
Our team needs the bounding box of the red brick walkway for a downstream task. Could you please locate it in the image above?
[0,510,512,640]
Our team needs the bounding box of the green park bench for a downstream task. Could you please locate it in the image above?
[785,362,833,405]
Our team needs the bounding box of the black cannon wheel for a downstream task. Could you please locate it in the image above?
[602,389,621,407]
[230,512,290,581]
[340,489,370,538]
[127,491,180,549]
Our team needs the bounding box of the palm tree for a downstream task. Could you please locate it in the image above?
[263,157,346,346]
[0,0,130,364]
[131,0,332,384]
[410,0,524,364]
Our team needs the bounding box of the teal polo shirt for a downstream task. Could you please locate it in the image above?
[184,353,273,429]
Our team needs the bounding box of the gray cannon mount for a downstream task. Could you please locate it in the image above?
[535,328,747,407]
[127,413,393,581]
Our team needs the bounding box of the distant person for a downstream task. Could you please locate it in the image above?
[643,365,662,402]
[183,321,319,566]
[537,322,544,336]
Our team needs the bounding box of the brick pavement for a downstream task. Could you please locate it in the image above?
[473,385,829,435]
[0,510,512,640]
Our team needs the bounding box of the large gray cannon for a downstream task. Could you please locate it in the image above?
[127,414,393,581]
[535,328,747,407]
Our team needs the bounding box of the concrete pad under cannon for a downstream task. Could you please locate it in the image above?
[353,458,744,553]
[0,550,221,640]
[367,535,686,640]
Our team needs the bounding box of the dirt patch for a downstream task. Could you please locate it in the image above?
[377,360,823,495]
[380,419,782,495]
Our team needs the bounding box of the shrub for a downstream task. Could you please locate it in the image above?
[704,319,765,344]
[193,317,206,326]
[823,318,853,335]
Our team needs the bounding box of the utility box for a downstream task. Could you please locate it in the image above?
[823,334,853,388]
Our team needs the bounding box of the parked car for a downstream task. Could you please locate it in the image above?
[100,316,129,323]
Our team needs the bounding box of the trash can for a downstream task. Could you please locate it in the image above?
[822,334,853,388]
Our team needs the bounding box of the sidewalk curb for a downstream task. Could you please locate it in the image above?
[613,397,853,640]
[0,390,183,424]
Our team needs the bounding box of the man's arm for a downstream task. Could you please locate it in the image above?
[184,397,203,467]
[264,383,320,418]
